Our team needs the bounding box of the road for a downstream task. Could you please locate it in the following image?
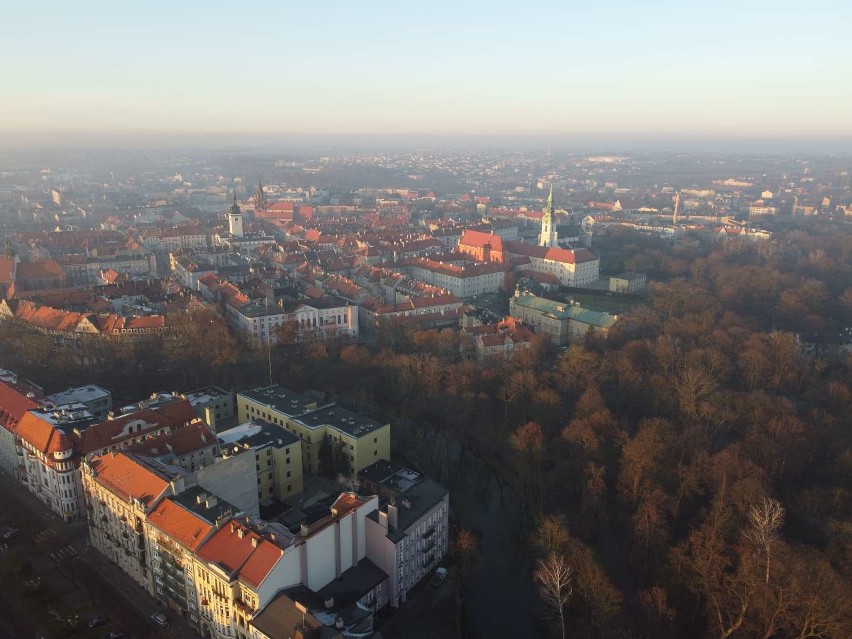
[0,478,199,639]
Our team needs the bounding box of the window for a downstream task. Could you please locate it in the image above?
[286,471,291,478]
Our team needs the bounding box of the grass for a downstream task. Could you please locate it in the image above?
[563,291,648,316]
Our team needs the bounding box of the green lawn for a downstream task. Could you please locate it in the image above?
[562,291,648,316]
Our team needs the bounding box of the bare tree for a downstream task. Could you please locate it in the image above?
[536,552,573,639]
[745,497,785,584]
[533,514,570,557]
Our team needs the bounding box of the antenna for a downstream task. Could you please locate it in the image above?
[672,191,680,225]
[266,297,273,385]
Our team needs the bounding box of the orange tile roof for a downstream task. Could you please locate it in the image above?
[15,260,66,280]
[0,258,15,283]
[506,241,599,264]
[147,498,214,551]
[130,421,214,458]
[75,407,179,454]
[459,229,504,252]
[196,518,287,589]
[16,411,72,455]
[0,381,39,430]
[87,452,170,506]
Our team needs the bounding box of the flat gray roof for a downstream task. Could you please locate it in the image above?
[239,386,316,416]
[295,404,386,438]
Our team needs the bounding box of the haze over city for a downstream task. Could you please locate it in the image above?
[0,3,851,639]
[2,0,851,149]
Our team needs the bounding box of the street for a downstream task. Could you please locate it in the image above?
[0,478,199,639]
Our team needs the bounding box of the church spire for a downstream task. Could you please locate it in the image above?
[539,184,559,248]
[255,177,266,212]
[546,184,554,216]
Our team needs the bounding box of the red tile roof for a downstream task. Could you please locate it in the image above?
[16,412,73,455]
[147,498,214,551]
[15,260,66,280]
[0,258,15,283]
[196,518,288,589]
[87,452,170,506]
[75,402,194,455]
[129,421,214,458]
[505,241,599,264]
[0,381,39,431]
[459,229,504,252]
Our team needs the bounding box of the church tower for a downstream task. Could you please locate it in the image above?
[539,185,558,247]
[229,193,244,237]
[255,177,267,213]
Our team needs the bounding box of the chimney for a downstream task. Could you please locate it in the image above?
[387,503,399,531]
[205,496,218,509]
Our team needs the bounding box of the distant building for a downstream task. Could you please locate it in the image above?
[45,384,112,420]
[609,272,647,294]
[181,386,235,431]
[228,193,244,238]
[509,289,618,345]
[461,316,535,365]
[539,186,559,247]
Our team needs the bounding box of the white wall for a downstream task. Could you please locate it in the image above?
[305,525,336,590]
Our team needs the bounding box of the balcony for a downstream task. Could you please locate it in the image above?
[422,527,436,539]
[234,599,253,614]
[422,540,436,554]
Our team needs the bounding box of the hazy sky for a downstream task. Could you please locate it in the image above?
[2,1,851,143]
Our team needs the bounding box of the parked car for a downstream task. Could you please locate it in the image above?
[104,633,124,639]
[2,527,20,540]
[151,612,169,627]
[430,567,449,587]
[88,615,110,628]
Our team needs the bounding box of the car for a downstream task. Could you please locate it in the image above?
[2,527,20,540]
[104,633,124,639]
[430,567,448,588]
[151,612,169,627]
[88,615,110,628]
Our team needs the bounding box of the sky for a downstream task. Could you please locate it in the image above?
[1,1,851,147]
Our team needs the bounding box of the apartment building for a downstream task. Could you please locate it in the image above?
[218,420,304,500]
[182,386,236,431]
[237,386,390,477]
[82,453,186,594]
[146,487,236,629]
[360,460,449,607]
[45,384,112,420]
